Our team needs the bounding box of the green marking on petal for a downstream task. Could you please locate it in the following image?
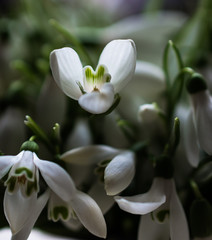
[85,67,94,84]
[53,206,69,221]
[26,180,38,196]
[156,209,169,222]
[95,65,105,80]
[94,65,111,86]
[15,167,33,179]
[6,177,17,192]
[83,65,111,92]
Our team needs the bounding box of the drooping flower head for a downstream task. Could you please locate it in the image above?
[115,177,190,240]
[0,141,107,239]
[50,39,136,114]
[186,73,212,156]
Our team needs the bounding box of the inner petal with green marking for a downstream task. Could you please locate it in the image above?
[83,65,111,93]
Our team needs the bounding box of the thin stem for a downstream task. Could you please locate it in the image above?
[49,19,93,66]
[190,179,203,199]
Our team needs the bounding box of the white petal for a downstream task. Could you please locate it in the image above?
[104,151,135,195]
[169,180,189,240]
[183,110,200,167]
[71,191,107,238]
[50,47,83,100]
[89,182,115,214]
[9,151,36,181]
[61,145,121,165]
[78,83,115,114]
[133,61,165,101]
[138,214,169,240]
[0,155,20,179]
[11,191,50,240]
[191,91,212,155]
[4,189,35,234]
[115,178,166,214]
[98,39,136,92]
[100,12,187,64]
[34,157,76,201]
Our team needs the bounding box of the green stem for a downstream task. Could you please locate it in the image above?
[49,19,93,66]
[190,179,203,199]
[24,115,53,152]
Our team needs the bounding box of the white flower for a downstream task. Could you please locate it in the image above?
[50,39,136,114]
[189,89,212,156]
[0,148,107,239]
[60,145,135,232]
[61,145,135,196]
[182,109,200,167]
[115,177,189,240]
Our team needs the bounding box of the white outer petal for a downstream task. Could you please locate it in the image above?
[4,189,37,235]
[78,83,115,114]
[89,182,115,214]
[183,110,200,167]
[50,47,83,100]
[11,191,50,240]
[138,214,170,240]
[71,191,107,238]
[132,61,165,101]
[98,39,136,92]
[191,91,212,155]
[34,157,76,201]
[115,178,166,214]
[169,180,190,240]
[61,145,122,165]
[104,151,135,195]
[0,154,21,179]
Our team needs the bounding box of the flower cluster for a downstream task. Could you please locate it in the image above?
[1,1,212,239]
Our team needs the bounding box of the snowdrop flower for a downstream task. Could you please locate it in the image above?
[62,145,135,219]
[186,73,212,156]
[182,109,200,167]
[61,145,135,196]
[0,142,107,239]
[115,177,189,240]
[55,145,134,233]
[50,39,136,114]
